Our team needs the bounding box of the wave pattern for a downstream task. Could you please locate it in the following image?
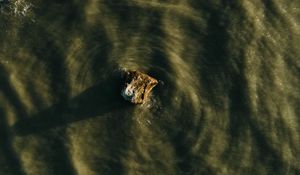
[0,0,300,174]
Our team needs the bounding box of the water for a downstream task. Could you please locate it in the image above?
[0,0,300,175]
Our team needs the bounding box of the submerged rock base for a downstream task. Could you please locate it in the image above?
[121,70,158,104]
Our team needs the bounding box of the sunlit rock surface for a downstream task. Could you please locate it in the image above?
[121,71,158,104]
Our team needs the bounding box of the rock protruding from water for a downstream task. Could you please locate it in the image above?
[121,70,158,104]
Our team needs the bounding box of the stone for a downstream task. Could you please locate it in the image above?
[121,70,158,104]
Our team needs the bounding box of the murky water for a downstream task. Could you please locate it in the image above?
[0,0,300,175]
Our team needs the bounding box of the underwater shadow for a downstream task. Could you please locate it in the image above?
[0,64,28,120]
[0,108,26,175]
[12,73,131,136]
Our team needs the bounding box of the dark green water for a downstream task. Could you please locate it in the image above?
[0,0,300,175]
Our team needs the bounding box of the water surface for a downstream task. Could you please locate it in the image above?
[0,0,300,175]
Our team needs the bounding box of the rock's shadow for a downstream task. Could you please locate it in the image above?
[13,73,131,136]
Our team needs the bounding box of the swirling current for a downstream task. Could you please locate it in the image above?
[0,0,300,175]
